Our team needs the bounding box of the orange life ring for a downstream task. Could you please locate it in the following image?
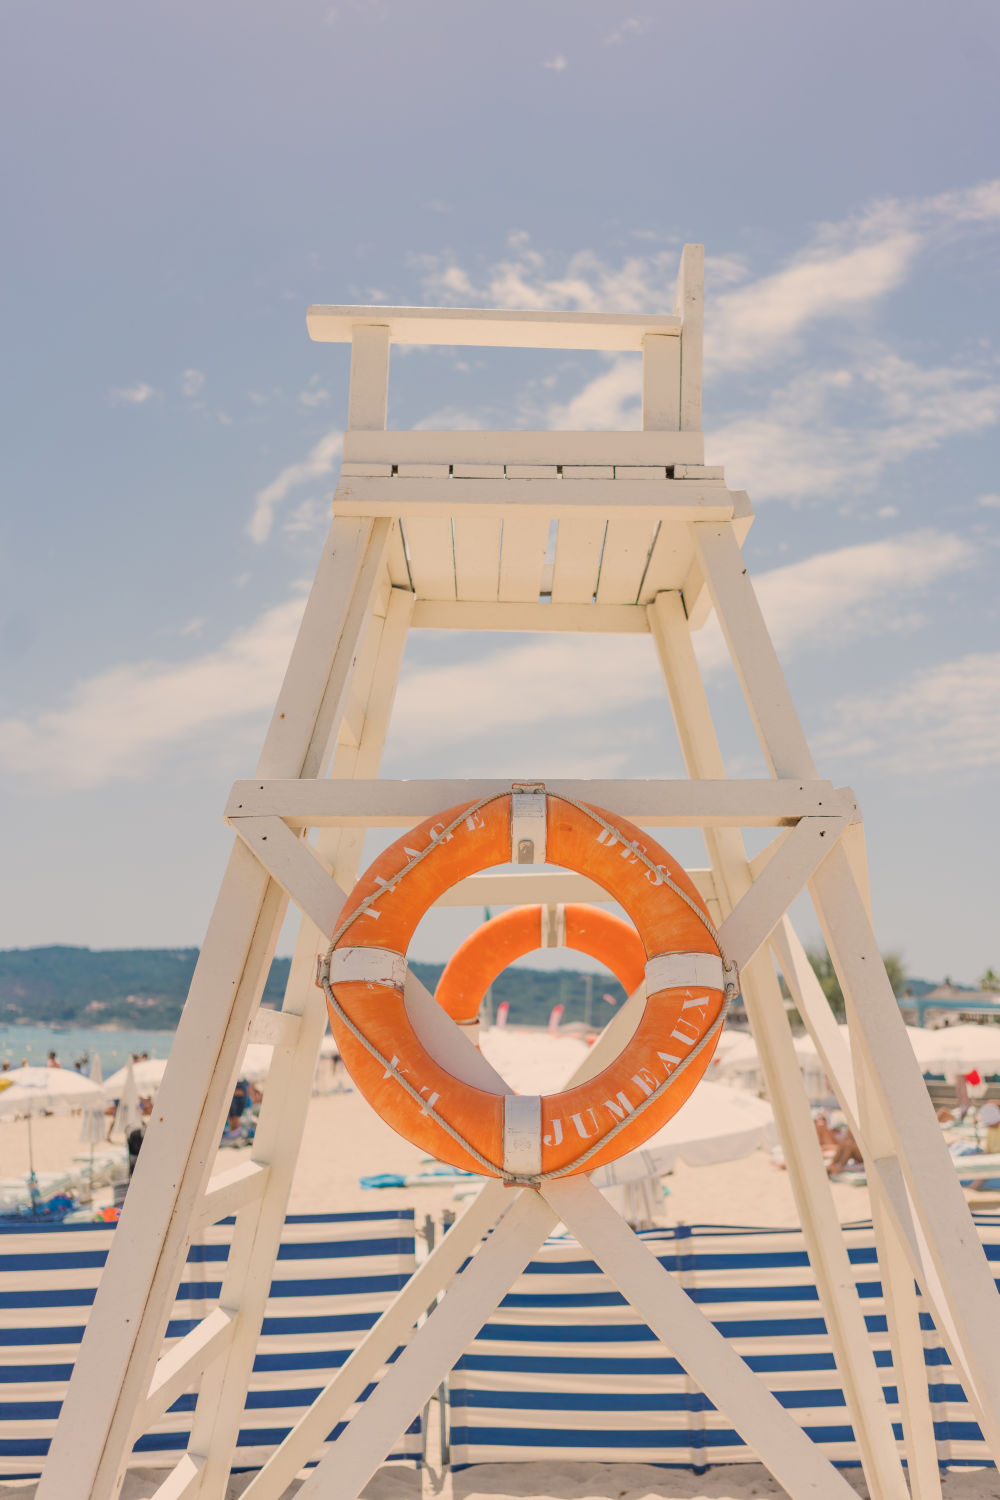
[322,788,732,1183]
[435,904,646,1030]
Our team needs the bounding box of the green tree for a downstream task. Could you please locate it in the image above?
[805,947,906,1018]
[980,967,1000,993]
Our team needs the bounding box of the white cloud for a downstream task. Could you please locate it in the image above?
[695,529,973,673]
[0,527,974,791]
[111,382,156,406]
[977,493,1000,509]
[299,386,331,408]
[248,428,343,543]
[707,235,920,371]
[383,531,973,759]
[283,497,328,536]
[0,598,307,788]
[815,651,1000,773]
[710,354,1000,500]
[181,369,205,398]
[542,55,568,71]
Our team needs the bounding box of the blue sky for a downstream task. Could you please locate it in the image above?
[1,2,998,985]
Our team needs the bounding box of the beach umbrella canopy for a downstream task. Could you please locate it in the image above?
[111,1060,143,1139]
[0,1067,104,1118]
[79,1055,107,1147]
[907,1024,1000,1076]
[475,1029,775,1185]
[103,1058,167,1098]
[591,1081,777,1187]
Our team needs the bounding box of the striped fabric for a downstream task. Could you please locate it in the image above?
[450,1217,1000,1470]
[0,1210,420,1477]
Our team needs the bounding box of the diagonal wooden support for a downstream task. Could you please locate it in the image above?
[546,1176,862,1500]
[812,845,1000,1455]
[38,516,392,1500]
[294,1191,559,1500]
[648,586,913,1500]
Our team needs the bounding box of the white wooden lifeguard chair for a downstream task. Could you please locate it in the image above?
[40,247,1000,1500]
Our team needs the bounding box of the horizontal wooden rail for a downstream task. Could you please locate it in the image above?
[307,305,681,351]
[143,1308,235,1431]
[341,430,706,468]
[225,778,859,830]
[334,476,737,521]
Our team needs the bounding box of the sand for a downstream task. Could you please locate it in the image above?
[0,1084,874,1224]
[2,1093,995,1499]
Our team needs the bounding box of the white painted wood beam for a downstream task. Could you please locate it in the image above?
[343,428,705,468]
[811,844,1000,1455]
[193,1160,270,1231]
[647,589,911,1500]
[225,777,857,829]
[694,522,817,779]
[346,324,390,431]
[293,1191,559,1500]
[546,1176,861,1500]
[435,867,717,908]
[334,475,735,521]
[308,304,680,350]
[247,1005,300,1048]
[142,1309,235,1433]
[37,518,387,1500]
[411,600,650,632]
[676,245,704,433]
[717,815,848,972]
[642,332,681,431]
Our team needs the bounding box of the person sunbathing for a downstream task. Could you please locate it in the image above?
[828,1130,863,1175]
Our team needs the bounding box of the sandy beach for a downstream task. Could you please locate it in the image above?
[0,1082,875,1226]
[1,1088,996,1499]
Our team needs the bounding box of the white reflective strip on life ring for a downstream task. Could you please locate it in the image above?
[645,951,724,994]
[541,903,566,948]
[329,946,408,990]
[503,1094,542,1178]
[511,791,547,865]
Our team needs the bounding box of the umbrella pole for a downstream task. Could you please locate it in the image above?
[27,1113,40,1213]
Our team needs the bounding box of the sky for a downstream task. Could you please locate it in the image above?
[1,1,998,986]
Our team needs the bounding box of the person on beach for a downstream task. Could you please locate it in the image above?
[979,1099,1000,1154]
[128,1125,145,1177]
[827,1129,863,1176]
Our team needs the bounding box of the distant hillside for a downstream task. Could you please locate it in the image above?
[0,946,631,1032]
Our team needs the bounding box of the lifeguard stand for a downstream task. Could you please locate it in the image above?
[40,247,1000,1500]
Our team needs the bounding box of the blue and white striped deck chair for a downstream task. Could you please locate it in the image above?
[0,1209,421,1478]
[449,1219,999,1472]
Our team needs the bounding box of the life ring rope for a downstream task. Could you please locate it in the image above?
[317,788,740,1187]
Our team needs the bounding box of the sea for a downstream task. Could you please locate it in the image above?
[0,1024,177,1074]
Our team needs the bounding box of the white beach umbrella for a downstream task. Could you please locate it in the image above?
[111,1060,143,1140]
[79,1055,107,1199]
[907,1024,1000,1076]
[0,1067,104,1119]
[591,1081,777,1187]
[103,1058,167,1098]
[0,1067,104,1192]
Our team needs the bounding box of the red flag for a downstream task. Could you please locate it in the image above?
[495,1001,509,1028]
[548,1004,564,1034]
[602,992,616,1005]
[966,1068,982,1086]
